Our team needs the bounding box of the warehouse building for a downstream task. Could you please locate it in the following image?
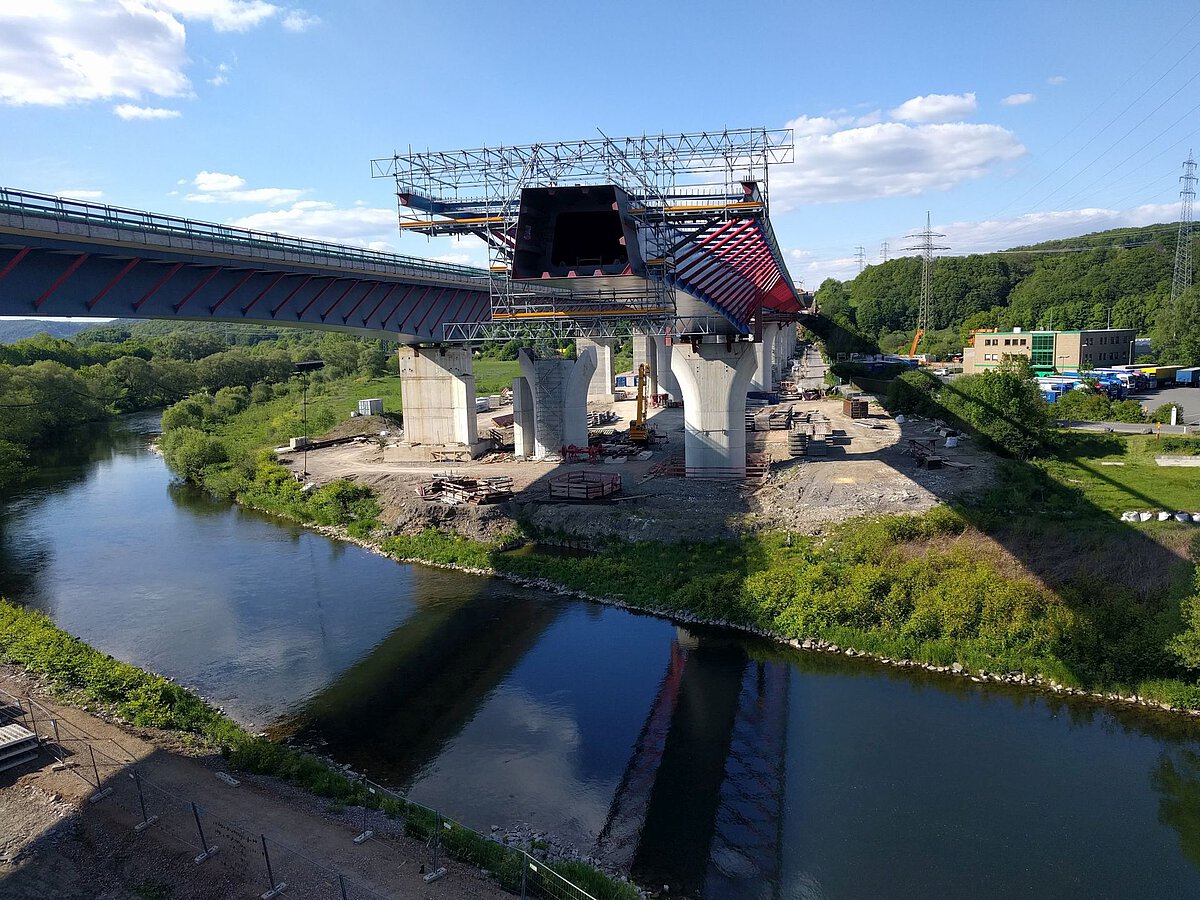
[962,328,1136,374]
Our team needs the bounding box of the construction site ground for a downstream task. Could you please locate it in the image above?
[290,365,994,547]
[0,667,511,900]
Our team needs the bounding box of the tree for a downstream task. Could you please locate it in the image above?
[159,427,228,481]
[939,356,1051,458]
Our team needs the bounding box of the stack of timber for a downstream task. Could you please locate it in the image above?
[418,474,514,504]
[789,431,809,457]
[768,406,794,430]
[548,471,622,501]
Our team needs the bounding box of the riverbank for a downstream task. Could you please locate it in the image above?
[311,513,1200,721]
[0,603,642,900]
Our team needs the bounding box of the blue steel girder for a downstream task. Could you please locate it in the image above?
[0,189,493,343]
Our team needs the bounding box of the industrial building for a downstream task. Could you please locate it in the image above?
[962,328,1137,374]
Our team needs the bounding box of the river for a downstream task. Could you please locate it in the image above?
[2,412,1199,898]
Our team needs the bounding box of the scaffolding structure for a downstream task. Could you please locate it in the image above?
[371,129,795,342]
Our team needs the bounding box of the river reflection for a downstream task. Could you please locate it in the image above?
[2,413,1200,897]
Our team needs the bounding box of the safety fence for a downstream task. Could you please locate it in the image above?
[1,688,606,900]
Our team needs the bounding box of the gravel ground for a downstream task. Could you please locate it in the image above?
[0,667,514,900]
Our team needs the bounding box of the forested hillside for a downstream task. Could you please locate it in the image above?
[813,223,1199,365]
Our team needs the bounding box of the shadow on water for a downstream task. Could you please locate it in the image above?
[275,579,564,787]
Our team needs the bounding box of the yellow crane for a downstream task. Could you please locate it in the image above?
[629,363,650,443]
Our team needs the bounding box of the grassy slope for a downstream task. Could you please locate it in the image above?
[1041,433,1200,515]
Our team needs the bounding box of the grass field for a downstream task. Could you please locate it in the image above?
[1041,433,1200,516]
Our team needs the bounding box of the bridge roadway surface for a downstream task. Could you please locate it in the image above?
[0,187,796,341]
[0,188,493,344]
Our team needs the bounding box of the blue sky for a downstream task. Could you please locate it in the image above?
[2,0,1198,289]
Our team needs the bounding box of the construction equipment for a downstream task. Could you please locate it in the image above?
[629,363,650,443]
[907,327,925,358]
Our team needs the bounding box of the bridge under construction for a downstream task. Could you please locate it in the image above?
[0,128,811,476]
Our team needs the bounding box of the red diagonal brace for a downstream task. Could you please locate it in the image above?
[87,258,140,310]
[271,275,314,318]
[295,277,337,319]
[240,272,286,315]
[133,262,183,311]
[321,279,361,320]
[0,247,30,285]
[33,253,89,309]
[208,270,256,314]
[338,283,379,324]
[174,266,223,312]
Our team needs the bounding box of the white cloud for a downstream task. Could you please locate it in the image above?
[184,170,303,205]
[228,202,398,240]
[114,103,182,119]
[281,9,321,31]
[193,170,245,192]
[224,199,490,268]
[207,62,231,86]
[1001,93,1036,106]
[941,203,1178,253]
[791,202,1180,286]
[890,92,977,123]
[55,189,104,200]
[1047,75,1067,86]
[154,1,280,33]
[0,2,189,106]
[0,1,304,108]
[773,116,1024,208]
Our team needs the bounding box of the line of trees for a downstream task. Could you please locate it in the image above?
[813,224,1200,366]
[0,325,399,492]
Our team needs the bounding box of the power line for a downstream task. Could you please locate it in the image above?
[1172,150,1196,305]
[903,212,949,338]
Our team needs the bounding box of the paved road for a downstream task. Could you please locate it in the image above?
[1128,384,1200,425]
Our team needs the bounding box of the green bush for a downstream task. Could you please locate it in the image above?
[159,427,228,481]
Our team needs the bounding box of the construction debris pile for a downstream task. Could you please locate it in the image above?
[418,474,514,504]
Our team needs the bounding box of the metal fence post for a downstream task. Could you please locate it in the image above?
[191,802,219,864]
[132,769,158,832]
[338,873,349,900]
[521,852,528,900]
[259,834,288,898]
[25,697,39,744]
[86,744,113,802]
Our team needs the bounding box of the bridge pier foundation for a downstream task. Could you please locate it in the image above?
[517,347,597,459]
[632,334,659,396]
[395,346,489,459]
[575,337,616,402]
[670,339,757,476]
[512,376,536,459]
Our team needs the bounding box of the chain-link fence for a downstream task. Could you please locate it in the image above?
[1,688,610,900]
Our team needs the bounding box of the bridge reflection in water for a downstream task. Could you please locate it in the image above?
[598,628,788,898]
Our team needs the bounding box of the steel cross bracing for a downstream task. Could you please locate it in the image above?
[371,129,801,338]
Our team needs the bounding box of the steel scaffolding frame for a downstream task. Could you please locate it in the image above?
[371,129,795,339]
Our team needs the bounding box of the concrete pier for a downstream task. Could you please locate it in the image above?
[512,376,535,459]
[517,346,597,458]
[751,323,776,392]
[397,346,488,457]
[670,339,757,475]
[575,337,615,402]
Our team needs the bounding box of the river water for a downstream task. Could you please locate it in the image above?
[3,412,1199,898]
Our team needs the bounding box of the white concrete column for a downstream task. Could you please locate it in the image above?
[656,333,682,400]
[670,339,758,475]
[751,324,775,392]
[512,376,535,459]
[397,345,479,448]
[517,346,597,458]
[575,337,615,402]
[632,333,659,396]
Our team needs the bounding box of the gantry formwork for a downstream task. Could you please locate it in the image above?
[370,129,800,342]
